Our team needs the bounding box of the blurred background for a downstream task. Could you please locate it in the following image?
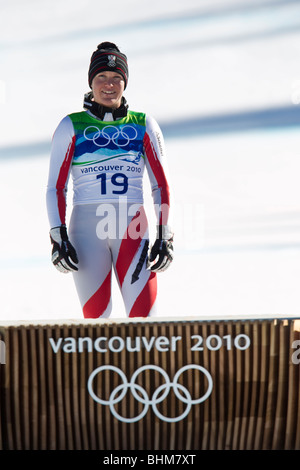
[1,0,300,320]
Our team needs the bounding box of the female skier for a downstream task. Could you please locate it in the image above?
[46,42,173,318]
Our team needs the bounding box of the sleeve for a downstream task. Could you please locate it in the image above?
[143,115,173,238]
[46,115,75,228]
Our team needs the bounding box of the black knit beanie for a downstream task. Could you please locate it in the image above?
[88,42,128,89]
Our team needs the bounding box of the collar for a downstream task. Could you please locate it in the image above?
[83,92,128,120]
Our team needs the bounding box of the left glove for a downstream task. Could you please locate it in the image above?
[148,225,174,273]
[49,225,79,273]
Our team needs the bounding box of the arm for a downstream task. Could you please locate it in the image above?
[46,116,78,273]
[143,116,174,272]
[46,115,75,228]
[144,115,172,234]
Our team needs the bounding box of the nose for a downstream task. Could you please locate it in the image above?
[103,77,115,86]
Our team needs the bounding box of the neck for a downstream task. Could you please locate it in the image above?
[83,92,128,120]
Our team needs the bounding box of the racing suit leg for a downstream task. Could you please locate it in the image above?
[112,204,157,317]
[69,204,113,318]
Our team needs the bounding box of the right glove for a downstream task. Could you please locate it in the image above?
[49,225,78,273]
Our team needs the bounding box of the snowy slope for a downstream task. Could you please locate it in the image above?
[1,0,300,320]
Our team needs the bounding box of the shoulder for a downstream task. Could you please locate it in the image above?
[67,110,90,125]
[145,114,159,128]
[127,110,146,126]
[53,114,74,138]
[127,110,161,131]
[67,111,102,135]
[53,111,91,140]
[68,110,87,119]
[144,115,163,136]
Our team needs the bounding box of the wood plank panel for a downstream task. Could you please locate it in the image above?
[0,317,299,450]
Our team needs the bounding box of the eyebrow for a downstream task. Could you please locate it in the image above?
[97,74,122,81]
[97,72,121,77]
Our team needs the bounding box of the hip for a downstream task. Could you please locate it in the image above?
[69,202,149,241]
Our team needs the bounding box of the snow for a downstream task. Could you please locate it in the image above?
[1,0,300,321]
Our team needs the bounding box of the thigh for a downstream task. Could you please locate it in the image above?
[69,204,112,317]
[111,204,157,317]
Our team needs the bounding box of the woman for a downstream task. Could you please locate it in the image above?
[46,42,173,318]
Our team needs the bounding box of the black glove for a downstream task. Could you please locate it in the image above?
[148,225,174,273]
[49,225,78,273]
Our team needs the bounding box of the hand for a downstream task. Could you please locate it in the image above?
[148,226,174,273]
[49,225,78,273]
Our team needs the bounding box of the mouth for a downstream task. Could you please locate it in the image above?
[102,91,115,95]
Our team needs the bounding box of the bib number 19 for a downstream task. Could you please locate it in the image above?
[97,172,128,195]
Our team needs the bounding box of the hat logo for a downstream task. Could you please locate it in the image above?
[108,55,116,67]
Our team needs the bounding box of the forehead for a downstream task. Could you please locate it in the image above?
[95,71,123,78]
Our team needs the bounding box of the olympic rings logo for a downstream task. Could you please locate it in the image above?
[87,364,213,423]
[84,125,138,148]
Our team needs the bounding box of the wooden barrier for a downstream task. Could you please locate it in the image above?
[0,316,299,450]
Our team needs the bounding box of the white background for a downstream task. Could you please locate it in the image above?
[1,0,300,321]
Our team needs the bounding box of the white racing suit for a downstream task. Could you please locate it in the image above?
[46,109,172,318]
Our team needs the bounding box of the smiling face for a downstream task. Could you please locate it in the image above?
[91,71,125,109]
